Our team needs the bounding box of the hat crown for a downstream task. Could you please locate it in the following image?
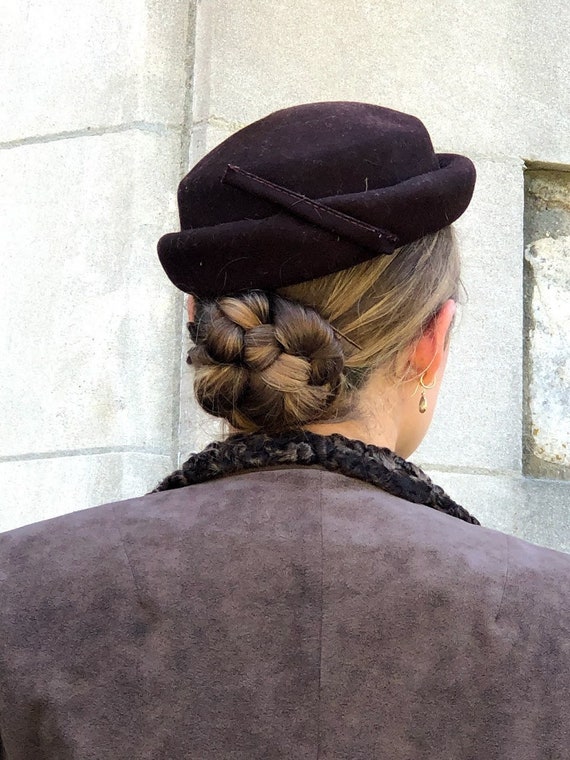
[158,101,476,297]
[178,102,439,230]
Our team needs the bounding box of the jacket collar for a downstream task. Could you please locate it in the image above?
[152,432,479,526]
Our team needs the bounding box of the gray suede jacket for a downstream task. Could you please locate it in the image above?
[1,466,569,759]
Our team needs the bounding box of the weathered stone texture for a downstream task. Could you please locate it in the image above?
[424,469,520,537]
[524,171,570,481]
[427,468,570,553]
[0,0,195,528]
[517,477,570,553]
[525,236,570,474]
[178,324,223,462]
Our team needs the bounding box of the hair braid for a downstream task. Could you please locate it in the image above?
[187,291,346,433]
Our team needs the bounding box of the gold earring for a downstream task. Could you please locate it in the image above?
[418,373,436,414]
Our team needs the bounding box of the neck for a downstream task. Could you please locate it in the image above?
[306,371,422,459]
[306,388,401,454]
[305,415,399,454]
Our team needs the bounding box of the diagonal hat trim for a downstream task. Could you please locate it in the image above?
[157,152,474,298]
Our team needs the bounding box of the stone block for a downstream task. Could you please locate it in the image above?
[422,469,521,537]
[524,171,570,479]
[0,130,182,456]
[417,158,524,472]
[424,468,570,553]
[525,236,570,475]
[0,0,192,142]
[0,452,172,533]
[196,0,570,162]
[518,477,570,554]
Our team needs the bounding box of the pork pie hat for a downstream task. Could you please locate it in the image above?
[158,101,476,298]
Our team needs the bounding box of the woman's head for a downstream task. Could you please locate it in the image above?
[187,225,461,454]
[158,101,475,454]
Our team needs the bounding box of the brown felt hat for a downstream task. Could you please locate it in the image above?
[158,102,476,298]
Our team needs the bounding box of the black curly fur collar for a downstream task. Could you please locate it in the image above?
[153,431,479,526]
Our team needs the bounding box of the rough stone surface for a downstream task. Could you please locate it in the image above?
[0,131,182,456]
[178,350,223,462]
[0,453,171,533]
[189,122,233,167]
[1,0,195,528]
[525,236,570,473]
[524,171,570,480]
[0,0,193,142]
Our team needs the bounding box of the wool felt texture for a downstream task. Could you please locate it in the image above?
[157,101,476,298]
[152,431,480,525]
[1,461,570,758]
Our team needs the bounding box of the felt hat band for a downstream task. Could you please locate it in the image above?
[222,164,399,255]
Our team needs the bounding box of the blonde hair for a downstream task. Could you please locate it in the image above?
[188,227,461,433]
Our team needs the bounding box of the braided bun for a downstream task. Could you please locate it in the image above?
[188,292,346,433]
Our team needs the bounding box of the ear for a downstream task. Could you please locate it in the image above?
[186,294,196,323]
[410,299,456,383]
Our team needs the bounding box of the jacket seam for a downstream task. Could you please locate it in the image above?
[111,505,146,611]
[494,533,511,623]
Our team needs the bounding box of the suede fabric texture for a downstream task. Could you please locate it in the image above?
[157,102,476,298]
[1,468,570,759]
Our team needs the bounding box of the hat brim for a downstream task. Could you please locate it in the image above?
[157,152,475,298]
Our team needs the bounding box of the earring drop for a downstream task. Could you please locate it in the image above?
[418,373,436,414]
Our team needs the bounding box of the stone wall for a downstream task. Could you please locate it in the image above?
[0,0,195,530]
[2,0,569,551]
